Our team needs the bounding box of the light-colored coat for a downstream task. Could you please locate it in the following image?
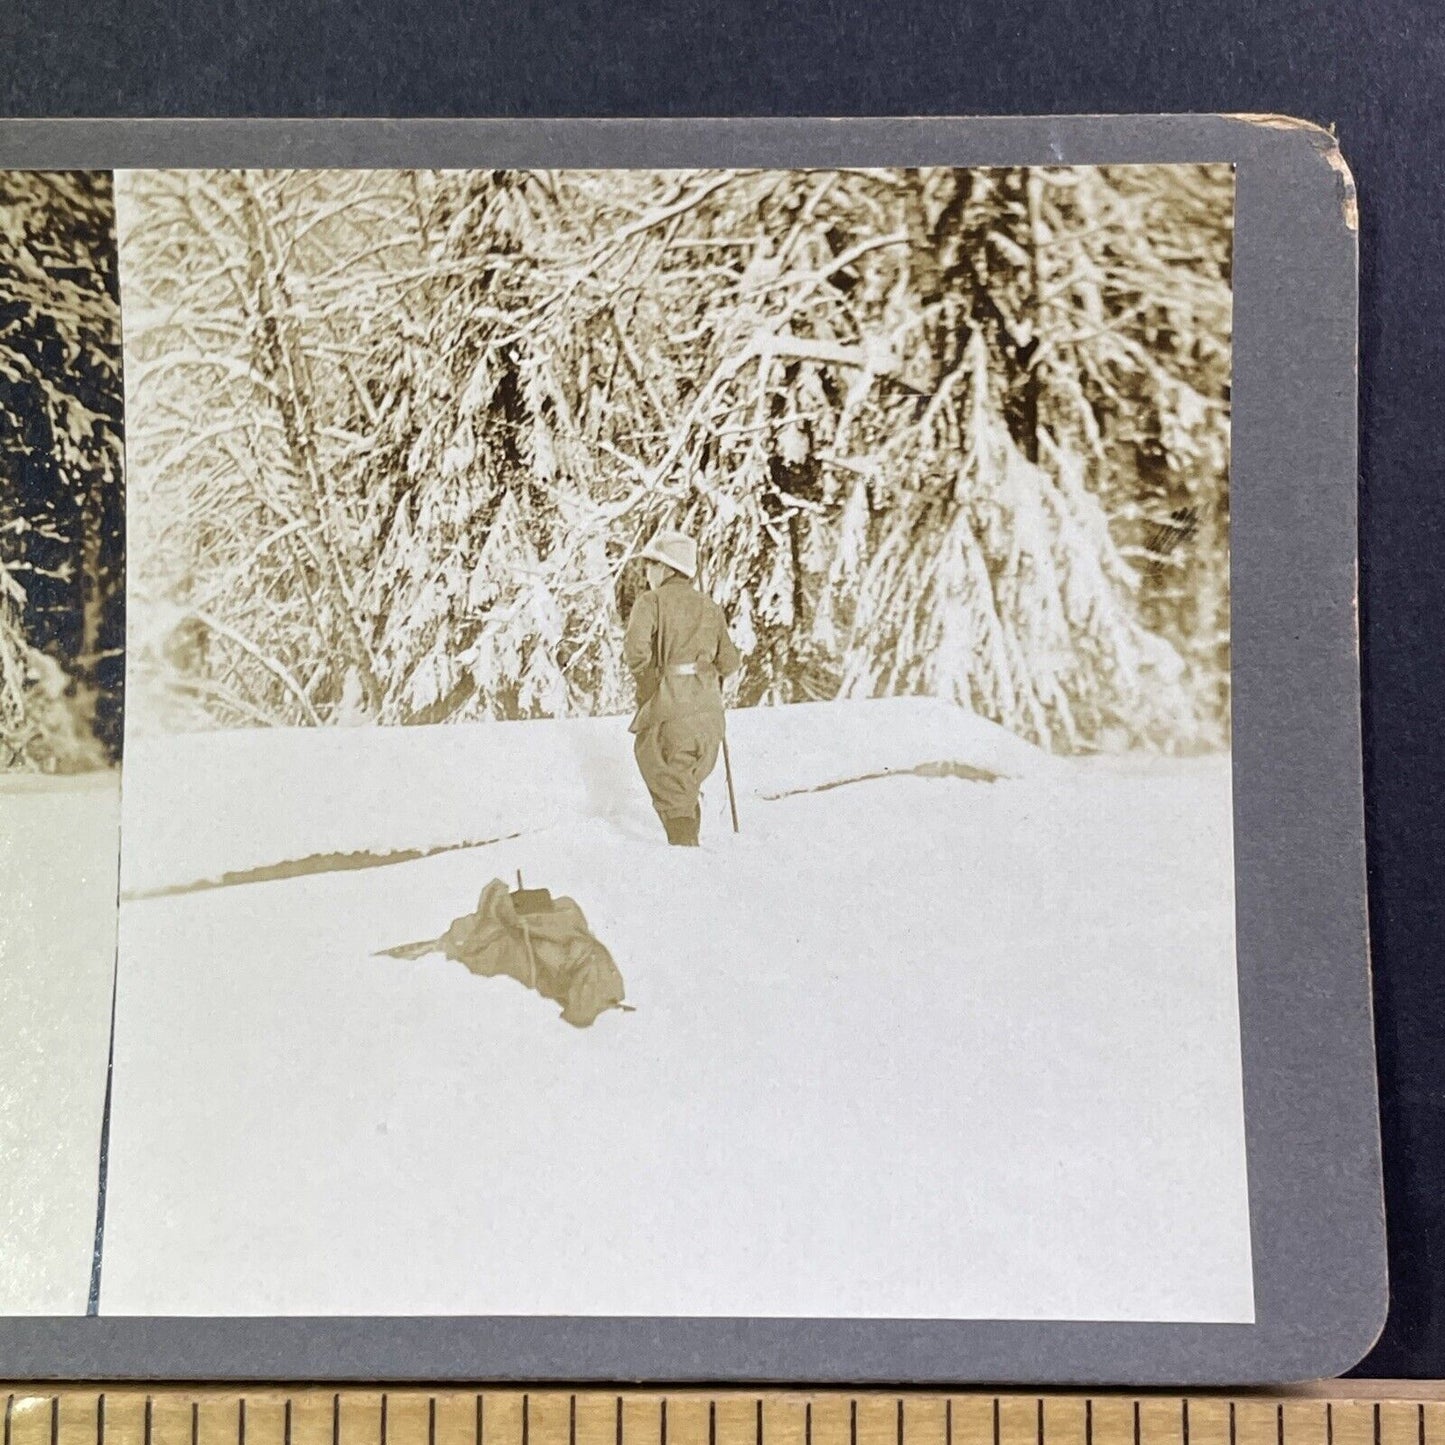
[622,574,741,736]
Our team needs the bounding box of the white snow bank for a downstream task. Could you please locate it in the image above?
[0,775,119,1313]
[120,698,1047,894]
[728,695,1045,793]
[102,753,1250,1320]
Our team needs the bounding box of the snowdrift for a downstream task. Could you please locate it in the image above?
[0,774,120,1313]
[103,739,1247,1319]
[119,697,1047,895]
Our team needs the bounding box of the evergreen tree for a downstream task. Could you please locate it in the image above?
[0,169,124,770]
[119,164,1234,754]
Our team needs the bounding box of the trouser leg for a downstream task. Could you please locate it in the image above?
[634,726,688,826]
[634,715,722,839]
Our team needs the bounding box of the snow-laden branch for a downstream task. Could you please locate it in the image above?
[187,608,324,724]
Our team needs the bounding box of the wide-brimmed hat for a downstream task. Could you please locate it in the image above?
[639,528,698,579]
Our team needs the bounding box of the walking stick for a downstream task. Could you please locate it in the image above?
[694,553,740,834]
[721,723,740,834]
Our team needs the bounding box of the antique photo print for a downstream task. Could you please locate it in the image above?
[0,167,125,1314]
[11,160,1253,1322]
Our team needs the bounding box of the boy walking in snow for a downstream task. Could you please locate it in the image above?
[623,529,741,847]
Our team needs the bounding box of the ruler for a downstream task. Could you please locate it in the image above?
[3,1390,1444,1445]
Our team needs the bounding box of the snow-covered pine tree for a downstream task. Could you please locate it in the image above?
[0,574,30,762]
[121,164,1234,755]
[353,170,580,723]
[118,168,425,728]
[0,169,125,769]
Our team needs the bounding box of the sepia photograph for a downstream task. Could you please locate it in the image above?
[0,168,126,1314]
[94,162,1252,1321]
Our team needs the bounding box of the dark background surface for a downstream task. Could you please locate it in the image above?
[1,0,1440,1380]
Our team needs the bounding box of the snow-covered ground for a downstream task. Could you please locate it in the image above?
[119,697,1045,894]
[0,772,119,1313]
[101,699,1253,1322]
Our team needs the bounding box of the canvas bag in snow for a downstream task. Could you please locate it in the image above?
[436,878,625,1027]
